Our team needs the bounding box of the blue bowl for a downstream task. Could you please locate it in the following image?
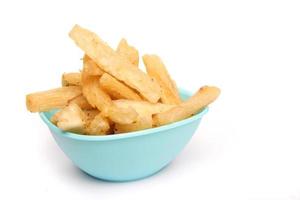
[39,89,208,182]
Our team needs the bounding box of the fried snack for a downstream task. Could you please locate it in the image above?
[101,106,138,125]
[81,55,103,88]
[114,114,152,133]
[50,111,60,124]
[85,113,110,135]
[81,55,138,124]
[153,86,220,126]
[26,25,221,136]
[69,25,161,103]
[83,109,99,122]
[52,103,87,133]
[113,99,175,116]
[113,100,175,132]
[116,38,139,66]
[82,76,112,110]
[143,55,181,105]
[62,72,81,86]
[68,95,93,110]
[83,55,104,76]
[26,86,82,112]
[99,73,142,100]
[81,54,111,110]
[82,76,138,124]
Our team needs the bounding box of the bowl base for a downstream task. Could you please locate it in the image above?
[79,162,171,182]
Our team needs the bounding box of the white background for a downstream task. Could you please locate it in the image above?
[0,0,300,199]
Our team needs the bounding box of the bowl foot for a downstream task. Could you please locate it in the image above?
[79,163,171,182]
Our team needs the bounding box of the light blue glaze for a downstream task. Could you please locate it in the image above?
[39,89,208,181]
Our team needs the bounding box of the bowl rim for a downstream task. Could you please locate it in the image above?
[39,88,209,141]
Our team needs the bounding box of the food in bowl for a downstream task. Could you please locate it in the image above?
[26,24,220,135]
